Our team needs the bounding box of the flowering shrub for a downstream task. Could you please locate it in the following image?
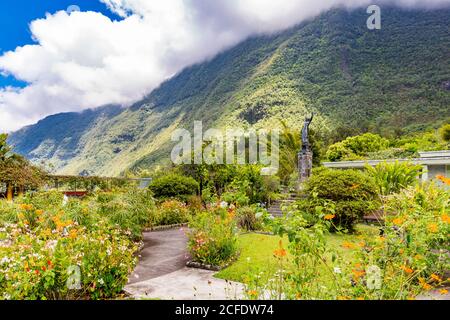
[0,204,137,300]
[245,182,450,300]
[300,168,379,231]
[187,208,238,267]
[156,200,191,226]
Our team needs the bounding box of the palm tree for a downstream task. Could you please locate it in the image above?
[278,121,301,185]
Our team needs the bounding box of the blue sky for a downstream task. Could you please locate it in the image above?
[0,0,120,87]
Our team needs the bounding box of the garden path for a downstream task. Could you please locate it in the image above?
[124,228,245,300]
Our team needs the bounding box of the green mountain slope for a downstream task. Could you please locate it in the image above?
[8,7,450,176]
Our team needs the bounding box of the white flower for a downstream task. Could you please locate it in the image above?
[333,267,342,274]
[220,201,228,209]
[0,257,10,265]
[98,278,105,285]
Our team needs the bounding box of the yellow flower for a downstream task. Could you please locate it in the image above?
[428,223,439,233]
[247,290,258,296]
[35,210,44,216]
[324,214,335,220]
[68,229,78,239]
[392,217,404,226]
[42,229,52,238]
[439,289,448,295]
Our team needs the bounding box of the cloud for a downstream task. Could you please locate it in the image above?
[1,0,450,132]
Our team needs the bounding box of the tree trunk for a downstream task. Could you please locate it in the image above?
[18,186,24,197]
[6,183,13,201]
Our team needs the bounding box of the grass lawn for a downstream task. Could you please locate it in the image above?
[215,224,380,283]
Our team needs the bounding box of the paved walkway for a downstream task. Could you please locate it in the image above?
[124,228,245,300]
[127,228,190,285]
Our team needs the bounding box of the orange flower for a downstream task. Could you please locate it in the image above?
[274,248,287,258]
[441,214,450,224]
[439,289,449,295]
[430,274,443,282]
[422,283,432,291]
[274,241,287,258]
[19,204,33,211]
[350,184,360,190]
[400,265,414,274]
[428,223,439,233]
[392,218,404,226]
[436,175,450,185]
[342,241,355,249]
[35,210,44,215]
[352,269,366,280]
[247,290,258,296]
[324,214,335,220]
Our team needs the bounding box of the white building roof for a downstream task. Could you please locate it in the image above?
[323,150,450,169]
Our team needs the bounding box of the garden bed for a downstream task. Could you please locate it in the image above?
[144,223,188,232]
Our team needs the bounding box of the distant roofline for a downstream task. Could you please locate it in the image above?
[323,150,450,168]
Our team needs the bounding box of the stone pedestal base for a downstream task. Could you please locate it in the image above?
[298,149,313,184]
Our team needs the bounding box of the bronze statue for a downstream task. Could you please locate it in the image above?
[301,113,314,151]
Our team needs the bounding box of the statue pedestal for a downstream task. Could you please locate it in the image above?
[298,149,313,184]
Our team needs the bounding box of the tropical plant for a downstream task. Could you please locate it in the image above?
[365,161,422,196]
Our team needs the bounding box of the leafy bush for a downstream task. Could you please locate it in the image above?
[187,209,238,267]
[156,200,190,226]
[301,168,379,231]
[439,123,450,142]
[97,189,156,240]
[365,161,422,196]
[236,206,267,231]
[326,133,389,161]
[149,174,199,200]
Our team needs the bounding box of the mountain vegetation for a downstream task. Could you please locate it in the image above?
[7,7,450,176]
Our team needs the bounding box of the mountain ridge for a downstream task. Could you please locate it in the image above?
[8,7,450,176]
